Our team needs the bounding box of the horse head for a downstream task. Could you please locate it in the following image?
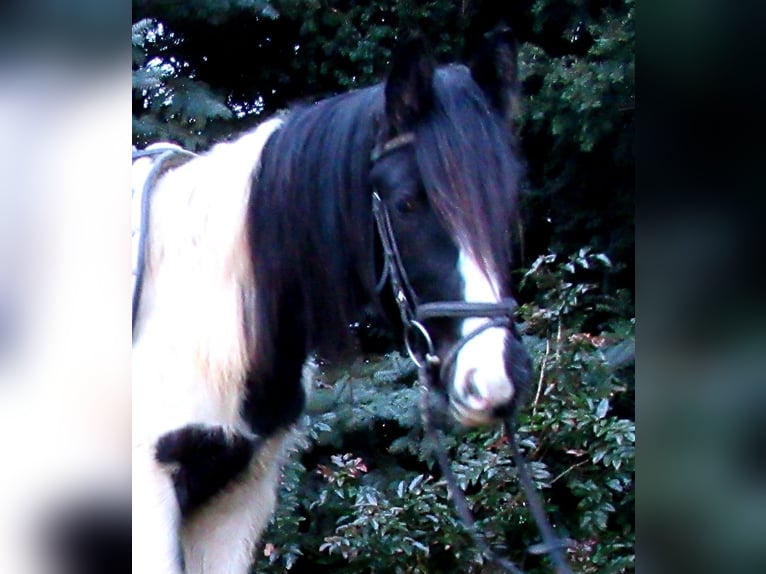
[369,31,532,426]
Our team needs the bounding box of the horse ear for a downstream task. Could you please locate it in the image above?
[384,34,435,135]
[469,26,520,123]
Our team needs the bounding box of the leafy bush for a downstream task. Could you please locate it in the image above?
[254,248,634,573]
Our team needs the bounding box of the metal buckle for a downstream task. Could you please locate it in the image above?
[404,320,438,368]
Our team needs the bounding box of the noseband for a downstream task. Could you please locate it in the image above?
[370,133,574,574]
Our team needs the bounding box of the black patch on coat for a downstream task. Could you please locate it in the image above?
[155,424,261,516]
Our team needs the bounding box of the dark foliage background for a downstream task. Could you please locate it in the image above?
[132,1,634,571]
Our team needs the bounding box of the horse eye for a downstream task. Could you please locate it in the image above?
[395,198,416,215]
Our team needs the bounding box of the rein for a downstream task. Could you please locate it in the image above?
[370,133,574,574]
[131,145,198,341]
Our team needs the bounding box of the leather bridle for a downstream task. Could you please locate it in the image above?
[371,189,517,375]
[370,133,520,375]
[370,133,574,574]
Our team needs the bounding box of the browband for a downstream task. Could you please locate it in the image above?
[370,132,415,162]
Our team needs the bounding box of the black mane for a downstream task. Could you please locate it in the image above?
[418,65,522,289]
[246,85,384,364]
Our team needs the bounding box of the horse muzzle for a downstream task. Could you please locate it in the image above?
[448,323,519,426]
[409,302,531,428]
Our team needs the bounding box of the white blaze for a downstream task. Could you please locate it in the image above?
[452,251,513,425]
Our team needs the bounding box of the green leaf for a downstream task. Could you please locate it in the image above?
[607,479,623,492]
[408,475,424,493]
[596,398,610,419]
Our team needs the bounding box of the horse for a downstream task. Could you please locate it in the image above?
[132,30,532,574]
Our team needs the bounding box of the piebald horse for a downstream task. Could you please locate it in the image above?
[132,31,532,573]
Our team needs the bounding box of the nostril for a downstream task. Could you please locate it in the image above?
[463,368,479,397]
[492,402,513,419]
[463,368,490,409]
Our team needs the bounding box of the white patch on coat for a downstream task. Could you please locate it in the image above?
[132,117,299,574]
[451,251,513,426]
[180,430,292,574]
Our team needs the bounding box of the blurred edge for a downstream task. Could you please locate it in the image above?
[0,0,764,572]
[0,1,131,572]
[639,0,766,572]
